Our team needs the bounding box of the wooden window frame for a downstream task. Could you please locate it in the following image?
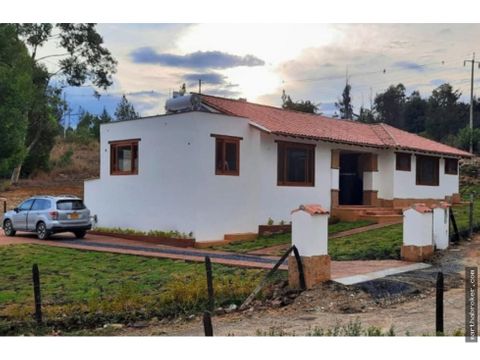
[276,140,315,187]
[395,152,411,171]
[444,158,459,175]
[416,154,439,186]
[211,134,242,176]
[109,139,140,175]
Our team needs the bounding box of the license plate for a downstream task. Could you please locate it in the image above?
[68,213,80,219]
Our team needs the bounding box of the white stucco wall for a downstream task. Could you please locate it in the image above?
[84,110,461,242]
[377,151,395,199]
[85,111,261,241]
[432,207,450,250]
[403,209,434,247]
[393,154,459,199]
[291,211,329,256]
[256,134,331,225]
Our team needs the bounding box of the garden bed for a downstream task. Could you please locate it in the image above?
[88,230,195,248]
[258,224,291,236]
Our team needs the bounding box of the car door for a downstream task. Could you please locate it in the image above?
[27,199,50,231]
[11,199,35,230]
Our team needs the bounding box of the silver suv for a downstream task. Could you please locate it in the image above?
[1,195,92,240]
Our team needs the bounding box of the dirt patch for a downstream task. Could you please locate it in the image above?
[0,182,83,210]
[89,235,480,336]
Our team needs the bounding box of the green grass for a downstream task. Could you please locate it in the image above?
[212,220,374,253]
[0,244,269,334]
[330,223,402,260]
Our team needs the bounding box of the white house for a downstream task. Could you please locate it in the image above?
[84,93,471,244]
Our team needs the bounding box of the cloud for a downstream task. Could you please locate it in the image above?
[130,47,265,69]
[183,72,228,86]
[393,61,425,72]
[430,79,446,87]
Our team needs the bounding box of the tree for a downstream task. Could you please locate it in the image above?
[281,90,319,114]
[335,83,353,120]
[403,91,427,133]
[115,95,139,121]
[425,83,466,141]
[456,127,480,153]
[0,24,34,177]
[374,84,406,128]
[92,108,112,139]
[357,107,376,123]
[10,23,117,182]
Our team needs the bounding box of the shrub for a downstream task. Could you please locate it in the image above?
[56,147,74,168]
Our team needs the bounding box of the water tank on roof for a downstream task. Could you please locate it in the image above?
[165,94,201,113]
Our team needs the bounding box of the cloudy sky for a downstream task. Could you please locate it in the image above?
[40,23,480,125]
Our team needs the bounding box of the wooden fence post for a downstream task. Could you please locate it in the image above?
[450,209,460,243]
[292,246,306,291]
[2,199,6,214]
[32,264,42,326]
[436,272,444,335]
[469,194,474,239]
[205,256,214,313]
[203,311,213,336]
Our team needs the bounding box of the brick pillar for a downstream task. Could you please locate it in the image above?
[289,204,331,289]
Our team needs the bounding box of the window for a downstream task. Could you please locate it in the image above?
[212,134,241,176]
[444,158,458,175]
[396,152,411,171]
[31,199,51,211]
[110,139,139,175]
[416,155,439,186]
[277,141,315,186]
[57,200,86,211]
[18,199,34,212]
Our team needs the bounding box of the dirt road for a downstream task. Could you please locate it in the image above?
[106,236,480,336]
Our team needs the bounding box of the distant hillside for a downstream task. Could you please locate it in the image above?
[32,138,100,183]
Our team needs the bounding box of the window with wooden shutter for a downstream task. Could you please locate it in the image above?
[277,141,315,186]
[110,139,139,175]
[416,155,439,186]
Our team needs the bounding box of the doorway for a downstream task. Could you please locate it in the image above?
[339,152,364,205]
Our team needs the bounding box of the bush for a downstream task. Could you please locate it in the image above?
[56,147,74,168]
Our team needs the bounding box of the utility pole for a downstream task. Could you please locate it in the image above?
[464,52,480,153]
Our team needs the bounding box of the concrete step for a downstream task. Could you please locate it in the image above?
[364,210,402,216]
[358,214,403,224]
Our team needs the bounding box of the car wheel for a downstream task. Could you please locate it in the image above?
[3,220,16,237]
[36,222,50,240]
[74,230,86,239]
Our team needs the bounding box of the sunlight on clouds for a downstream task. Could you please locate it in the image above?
[177,24,342,65]
[223,66,283,101]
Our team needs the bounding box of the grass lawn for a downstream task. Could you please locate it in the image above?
[0,244,271,334]
[212,220,374,254]
[329,223,402,260]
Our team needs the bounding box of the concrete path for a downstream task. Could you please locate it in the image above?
[0,232,421,282]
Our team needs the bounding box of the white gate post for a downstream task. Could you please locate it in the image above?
[401,203,434,262]
[289,204,330,289]
[432,202,450,250]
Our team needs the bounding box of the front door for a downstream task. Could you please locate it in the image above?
[339,153,363,205]
[11,199,35,230]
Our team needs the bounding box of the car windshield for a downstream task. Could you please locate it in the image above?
[56,200,86,211]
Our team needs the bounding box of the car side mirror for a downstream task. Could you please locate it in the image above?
[13,207,19,213]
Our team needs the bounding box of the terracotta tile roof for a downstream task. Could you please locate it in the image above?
[291,204,329,216]
[431,201,451,209]
[199,94,471,157]
[405,203,433,214]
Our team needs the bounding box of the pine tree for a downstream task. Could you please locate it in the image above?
[114,95,139,121]
[335,83,353,120]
